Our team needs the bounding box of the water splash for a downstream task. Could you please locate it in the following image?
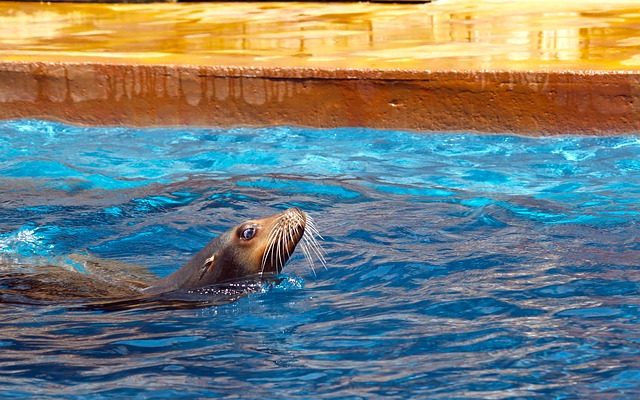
[0,226,52,258]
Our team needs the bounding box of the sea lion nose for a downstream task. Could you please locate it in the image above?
[286,207,306,222]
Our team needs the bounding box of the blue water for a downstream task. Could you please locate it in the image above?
[1,119,640,398]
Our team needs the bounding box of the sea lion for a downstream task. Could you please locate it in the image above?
[0,207,324,307]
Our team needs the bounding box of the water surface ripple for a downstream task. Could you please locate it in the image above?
[1,120,639,398]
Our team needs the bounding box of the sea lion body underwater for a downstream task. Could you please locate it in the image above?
[0,208,324,305]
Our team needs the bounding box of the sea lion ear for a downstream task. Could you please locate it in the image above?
[198,254,217,282]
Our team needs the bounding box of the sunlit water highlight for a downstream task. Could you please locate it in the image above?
[1,119,639,398]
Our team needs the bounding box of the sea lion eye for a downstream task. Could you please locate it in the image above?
[240,227,256,241]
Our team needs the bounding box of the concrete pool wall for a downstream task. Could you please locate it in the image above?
[1,1,639,135]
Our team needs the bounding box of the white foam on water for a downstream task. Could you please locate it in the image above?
[0,227,52,257]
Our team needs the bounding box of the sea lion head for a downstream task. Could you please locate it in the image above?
[145,207,317,294]
[216,206,308,279]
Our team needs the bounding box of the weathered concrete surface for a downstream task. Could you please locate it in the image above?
[1,1,640,134]
[3,62,638,134]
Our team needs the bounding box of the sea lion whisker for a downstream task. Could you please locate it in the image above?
[299,241,317,277]
[262,225,280,275]
[272,229,280,272]
[305,216,324,240]
[303,219,324,248]
[279,237,287,272]
[279,226,287,270]
[302,231,327,269]
[283,229,292,266]
[286,223,296,258]
[302,231,327,270]
[260,242,268,274]
[271,228,280,272]
[260,229,273,273]
[311,235,327,262]
[269,226,282,269]
[302,237,324,263]
[275,225,284,272]
[305,229,326,255]
[306,218,321,236]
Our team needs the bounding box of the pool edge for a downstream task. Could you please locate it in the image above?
[1,61,639,135]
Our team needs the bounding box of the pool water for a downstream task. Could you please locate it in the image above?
[1,119,640,398]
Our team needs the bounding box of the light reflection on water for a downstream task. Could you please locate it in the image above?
[0,119,639,398]
[1,1,640,70]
